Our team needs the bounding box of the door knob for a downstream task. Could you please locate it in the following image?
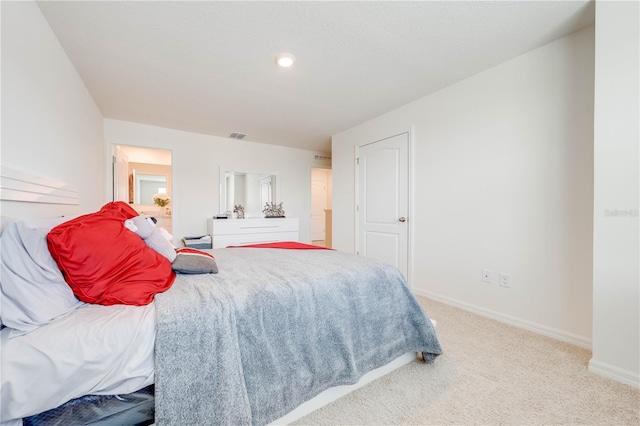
[398,217,406,222]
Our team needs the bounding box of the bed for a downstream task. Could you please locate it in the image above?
[0,202,442,425]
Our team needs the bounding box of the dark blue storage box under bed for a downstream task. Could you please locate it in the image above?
[23,385,154,426]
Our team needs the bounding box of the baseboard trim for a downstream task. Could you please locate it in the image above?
[588,359,640,389]
[414,289,592,350]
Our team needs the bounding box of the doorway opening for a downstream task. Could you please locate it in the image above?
[113,145,173,235]
[311,167,332,248]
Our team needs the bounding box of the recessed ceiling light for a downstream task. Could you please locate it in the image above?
[275,53,295,68]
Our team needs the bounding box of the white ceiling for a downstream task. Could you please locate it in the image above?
[37,1,594,153]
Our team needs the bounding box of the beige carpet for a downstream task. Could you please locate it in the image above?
[294,297,640,425]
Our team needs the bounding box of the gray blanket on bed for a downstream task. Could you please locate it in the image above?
[153,248,442,426]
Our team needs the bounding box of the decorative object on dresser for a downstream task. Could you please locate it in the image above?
[263,201,285,218]
[233,204,245,219]
[207,217,299,248]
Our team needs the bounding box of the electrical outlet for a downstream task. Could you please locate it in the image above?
[499,272,511,288]
[481,269,493,283]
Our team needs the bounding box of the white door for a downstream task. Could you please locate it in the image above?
[311,177,327,241]
[357,133,409,278]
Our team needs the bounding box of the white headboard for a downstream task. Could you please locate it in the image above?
[0,166,79,205]
[0,166,81,231]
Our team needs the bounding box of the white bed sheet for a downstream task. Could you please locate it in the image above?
[0,302,155,423]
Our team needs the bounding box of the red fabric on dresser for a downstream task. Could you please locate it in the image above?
[227,241,333,250]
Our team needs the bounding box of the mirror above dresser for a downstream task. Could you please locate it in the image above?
[219,168,279,217]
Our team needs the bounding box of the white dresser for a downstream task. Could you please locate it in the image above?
[207,218,299,248]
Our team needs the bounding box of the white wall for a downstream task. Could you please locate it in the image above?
[590,1,639,388]
[104,119,326,244]
[1,1,105,220]
[333,27,595,348]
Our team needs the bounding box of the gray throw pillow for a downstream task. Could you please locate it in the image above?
[172,248,218,274]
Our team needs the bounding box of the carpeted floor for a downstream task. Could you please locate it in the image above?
[294,296,640,425]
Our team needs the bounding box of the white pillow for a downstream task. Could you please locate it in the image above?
[0,217,84,335]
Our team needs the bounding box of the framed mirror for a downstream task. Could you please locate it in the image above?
[220,168,279,217]
[134,173,167,204]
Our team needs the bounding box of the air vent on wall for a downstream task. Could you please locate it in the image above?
[229,132,247,140]
[314,154,332,161]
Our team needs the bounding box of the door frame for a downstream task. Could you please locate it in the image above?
[308,164,332,244]
[310,168,330,241]
[355,128,414,286]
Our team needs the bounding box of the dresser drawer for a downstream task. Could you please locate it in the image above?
[207,218,299,248]
[211,218,298,235]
